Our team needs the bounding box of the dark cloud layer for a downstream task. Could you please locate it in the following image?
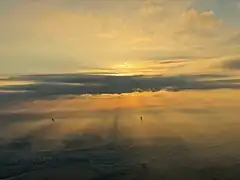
[0,73,239,106]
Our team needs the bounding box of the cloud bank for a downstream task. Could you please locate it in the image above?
[0,72,239,108]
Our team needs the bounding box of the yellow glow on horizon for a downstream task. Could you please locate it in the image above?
[113,62,133,69]
[2,89,240,144]
[0,80,36,86]
[112,62,135,74]
[4,89,240,115]
[110,61,147,76]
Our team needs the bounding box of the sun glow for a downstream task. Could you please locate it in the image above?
[113,62,133,69]
[110,61,140,76]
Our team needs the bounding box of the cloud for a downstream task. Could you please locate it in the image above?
[228,32,240,45]
[233,1,240,10]
[222,59,240,70]
[0,55,82,75]
[177,8,221,41]
[0,73,239,108]
[181,8,220,29]
[0,0,239,75]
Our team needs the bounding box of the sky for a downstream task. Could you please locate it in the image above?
[1,2,240,180]
[0,0,240,153]
[0,0,240,75]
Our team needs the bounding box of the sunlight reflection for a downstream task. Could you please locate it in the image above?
[0,90,239,151]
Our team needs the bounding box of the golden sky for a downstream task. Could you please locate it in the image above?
[0,0,240,76]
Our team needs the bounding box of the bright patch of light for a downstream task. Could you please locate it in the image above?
[112,62,133,69]
[110,61,140,76]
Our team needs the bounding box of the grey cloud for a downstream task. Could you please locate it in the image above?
[227,32,240,45]
[222,59,240,70]
[133,51,200,62]
[0,73,239,106]
[222,31,240,47]
[157,60,188,64]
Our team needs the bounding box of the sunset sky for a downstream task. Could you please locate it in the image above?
[0,0,240,75]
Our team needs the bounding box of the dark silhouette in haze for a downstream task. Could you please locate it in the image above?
[51,118,55,122]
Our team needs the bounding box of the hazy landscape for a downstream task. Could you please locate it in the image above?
[1,0,240,179]
[0,75,240,179]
